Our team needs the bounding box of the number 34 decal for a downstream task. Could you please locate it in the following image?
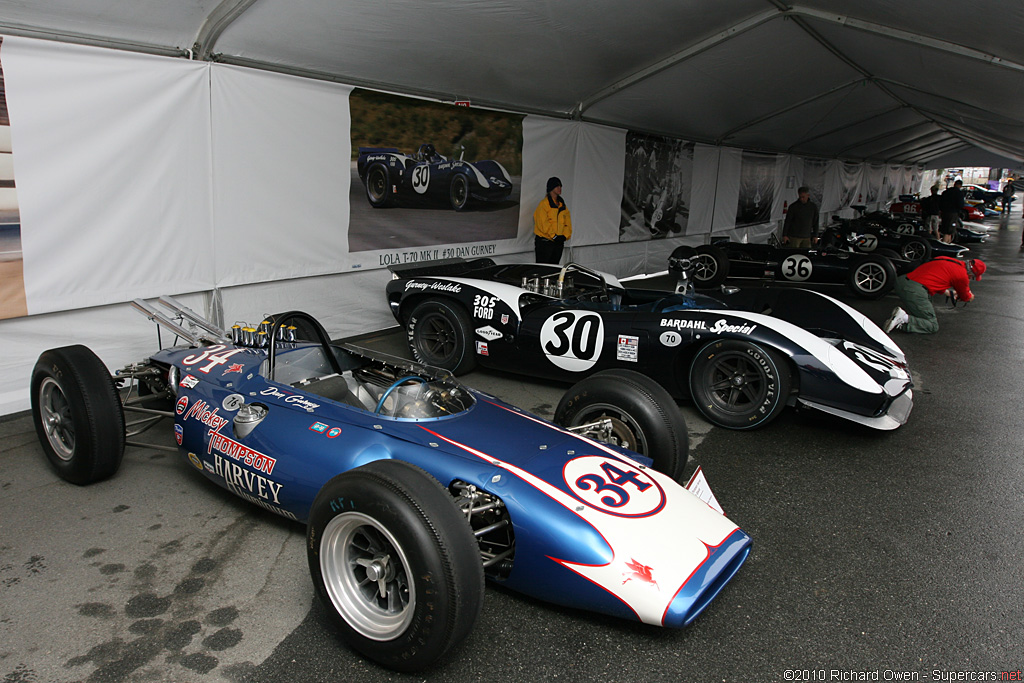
[540,310,605,372]
[563,455,665,517]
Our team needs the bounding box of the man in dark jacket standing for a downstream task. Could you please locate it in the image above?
[919,185,941,238]
[782,186,818,248]
[938,180,965,244]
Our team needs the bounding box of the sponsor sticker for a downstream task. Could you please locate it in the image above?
[327,427,343,438]
[476,341,489,356]
[616,335,639,362]
[475,325,503,341]
[180,375,199,389]
[187,452,203,471]
[223,363,244,375]
[660,318,706,330]
[310,422,328,434]
[175,424,184,445]
[175,396,189,415]
[500,314,510,325]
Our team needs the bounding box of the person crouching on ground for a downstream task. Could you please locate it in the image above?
[884,257,985,334]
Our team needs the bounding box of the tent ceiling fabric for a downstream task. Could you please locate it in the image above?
[1,0,1022,166]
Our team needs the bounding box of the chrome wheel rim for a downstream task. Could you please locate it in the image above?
[39,377,75,461]
[854,263,887,293]
[320,512,414,641]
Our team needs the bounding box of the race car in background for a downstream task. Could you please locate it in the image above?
[29,296,747,672]
[672,236,911,299]
[385,258,913,431]
[357,143,513,211]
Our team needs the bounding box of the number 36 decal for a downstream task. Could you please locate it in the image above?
[540,310,605,372]
[563,455,665,517]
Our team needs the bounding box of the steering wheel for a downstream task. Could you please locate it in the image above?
[374,376,428,414]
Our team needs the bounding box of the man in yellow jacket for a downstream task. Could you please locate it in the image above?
[533,177,572,264]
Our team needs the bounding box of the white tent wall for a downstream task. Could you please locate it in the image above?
[0,35,923,416]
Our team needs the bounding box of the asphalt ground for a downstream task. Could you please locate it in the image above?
[2,212,1023,682]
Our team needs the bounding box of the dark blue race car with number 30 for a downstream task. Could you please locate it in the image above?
[357,143,513,211]
[385,258,914,432]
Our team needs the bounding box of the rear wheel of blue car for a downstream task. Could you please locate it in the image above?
[555,369,688,481]
[307,460,484,673]
[846,255,896,299]
[689,340,791,430]
[449,174,469,211]
[366,163,394,208]
[407,299,477,375]
[30,345,125,485]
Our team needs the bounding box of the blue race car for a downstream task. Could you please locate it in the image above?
[29,296,749,672]
[357,143,513,211]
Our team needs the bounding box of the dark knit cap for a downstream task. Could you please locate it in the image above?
[546,177,562,193]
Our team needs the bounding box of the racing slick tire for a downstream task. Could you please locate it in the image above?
[365,162,395,208]
[407,299,477,375]
[30,345,125,485]
[689,339,792,430]
[899,237,932,265]
[845,255,897,299]
[307,460,484,673]
[555,369,688,482]
[692,245,730,287]
[449,174,470,211]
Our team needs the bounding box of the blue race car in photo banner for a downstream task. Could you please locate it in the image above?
[29,296,747,672]
[385,259,913,431]
[357,143,513,211]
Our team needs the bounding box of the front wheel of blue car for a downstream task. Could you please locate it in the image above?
[449,174,469,211]
[407,299,477,375]
[555,369,688,482]
[689,340,791,430]
[307,460,484,673]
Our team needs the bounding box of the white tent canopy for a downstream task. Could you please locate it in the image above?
[1,0,1022,167]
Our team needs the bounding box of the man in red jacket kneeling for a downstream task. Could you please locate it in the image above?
[884,256,985,334]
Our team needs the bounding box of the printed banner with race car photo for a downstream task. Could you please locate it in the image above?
[735,151,777,228]
[618,132,694,242]
[348,89,524,253]
[0,37,27,320]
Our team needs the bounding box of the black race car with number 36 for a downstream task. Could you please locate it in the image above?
[357,143,513,211]
[385,258,914,431]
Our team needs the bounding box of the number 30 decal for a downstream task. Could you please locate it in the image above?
[563,455,665,517]
[780,254,812,281]
[411,165,430,194]
[540,310,605,372]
